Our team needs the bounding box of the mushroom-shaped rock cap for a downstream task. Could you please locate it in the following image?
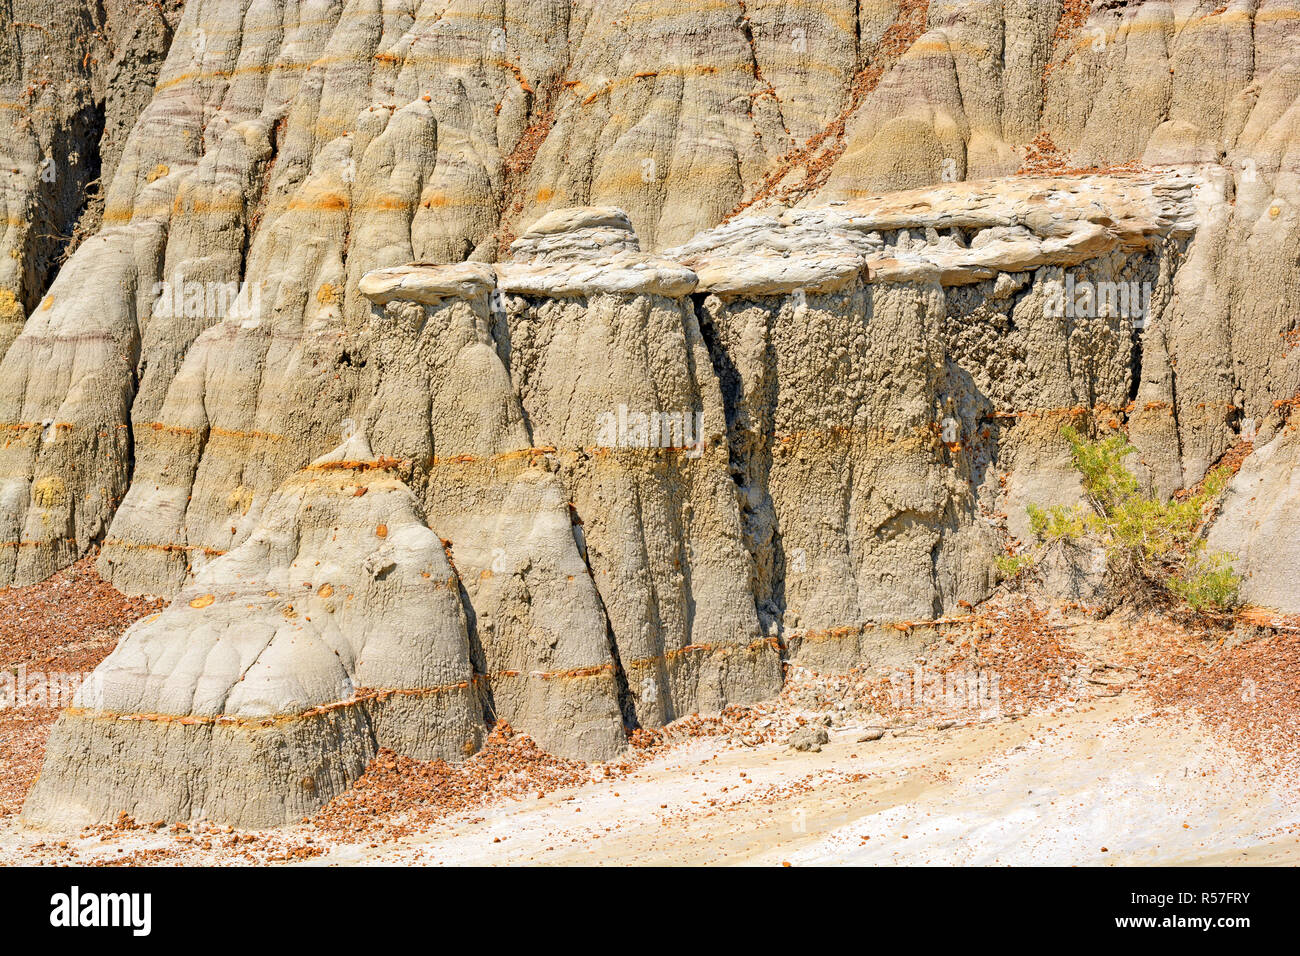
[359,261,495,305]
[509,206,640,262]
[667,170,1203,295]
[497,253,698,298]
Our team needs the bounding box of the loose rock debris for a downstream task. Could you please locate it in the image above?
[0,552,162,818]
[3,585,1300,864]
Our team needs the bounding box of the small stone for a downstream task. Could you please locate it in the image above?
[787,725,830,751]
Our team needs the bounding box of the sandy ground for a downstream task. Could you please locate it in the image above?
[291,699,1300,866]
[2,693,1297,866]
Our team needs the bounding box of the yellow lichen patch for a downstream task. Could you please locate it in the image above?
[315,282,340,305]
[376,523,388,538]
[189,593,215,609]
[226,484,254,514]
[39,295,53,311]
[146,163,170,183]
[318,583,334,598]
[32,476,66,507]
[0,287,22,320]
[266,590,279,598]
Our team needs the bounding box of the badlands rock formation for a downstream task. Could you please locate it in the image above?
[26,434,485,825]
[0,0,180,356]
[4,0,1299,825]
[671,172,1202,666]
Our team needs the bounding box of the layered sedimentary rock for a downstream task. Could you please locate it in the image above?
[26,208,789,825]
[670,171,1202,666]
[24,167,1226,825]
[25,434,484,827]
[9,0,1300,826]
[5,0,1300,595]
[357,250,634,755]
[362,208,782,731]
[0,0,180,355]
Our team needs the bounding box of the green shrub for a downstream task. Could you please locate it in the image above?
[1026,502,1089,543]
[1167,551,1240,611]
[994,553,1036,581]
[1019,425,1240,612]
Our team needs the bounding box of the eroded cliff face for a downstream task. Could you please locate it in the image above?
[671,174,1202,668]
[17,172,1256,827]
[0,0,181,355]
[6,0,1300,825]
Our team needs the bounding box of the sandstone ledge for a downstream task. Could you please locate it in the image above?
[359,172,1206,306]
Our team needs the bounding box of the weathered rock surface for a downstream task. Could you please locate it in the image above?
[24,434,485,826]
[8,0,1300,826]
[363,210,783,732]
[673,171,1203,667]
[1209,420,1300,611]
[0,0,180,356]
